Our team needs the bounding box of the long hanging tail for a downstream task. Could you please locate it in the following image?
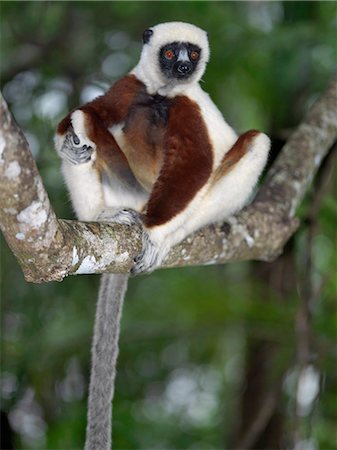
[85,273,129,450]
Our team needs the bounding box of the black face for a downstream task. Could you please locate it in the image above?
[159,41,202,80]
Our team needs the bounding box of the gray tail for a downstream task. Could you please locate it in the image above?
[85,273,129,450]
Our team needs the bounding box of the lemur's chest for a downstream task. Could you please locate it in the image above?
[110,93,171,191]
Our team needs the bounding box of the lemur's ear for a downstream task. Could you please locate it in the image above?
[142,28,154,44]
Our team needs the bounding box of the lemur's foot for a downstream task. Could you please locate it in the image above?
[97,208,141,226]
[131,232,169,275]
[59,127,94,165]
[131,233,158,274]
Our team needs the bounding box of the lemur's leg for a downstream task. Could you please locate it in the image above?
[61,161,104,221]
[185,131,270,232]
[132,186,209,274]
[132,131,270,274]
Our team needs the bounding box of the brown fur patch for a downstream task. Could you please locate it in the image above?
[122,95,170,191]
[56,75,143,137]
[144,95,213,228]
[78,75,146,176]
[56,75,146,180]
[57,114,72,135]
[212,130,260,185]
[83,111,129,175]
[80,75,144,126]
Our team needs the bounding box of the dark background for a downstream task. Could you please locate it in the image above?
[1,2,336,449]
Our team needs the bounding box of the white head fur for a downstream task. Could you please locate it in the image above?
[132,22,210,97]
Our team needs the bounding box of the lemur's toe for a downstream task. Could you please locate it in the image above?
[131,257,144,274]
[131,235,160,274]
[112,209,141,226]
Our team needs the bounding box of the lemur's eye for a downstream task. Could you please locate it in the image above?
[190,51,200,61]
[164,50,174,60]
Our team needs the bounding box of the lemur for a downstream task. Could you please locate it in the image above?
[55,22,270,450]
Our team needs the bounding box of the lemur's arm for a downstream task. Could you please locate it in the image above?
[55,75,147,221]
[55,75,144,170]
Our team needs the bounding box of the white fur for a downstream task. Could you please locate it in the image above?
[187,132,270,231]
[61,160,104,221]
[178,49,189,61]
[54,133,65,154]
[184,84,238,167]
[62,160,148,221]
[101,173,148,212]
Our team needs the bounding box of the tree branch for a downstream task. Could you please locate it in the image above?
[0,74,336,283]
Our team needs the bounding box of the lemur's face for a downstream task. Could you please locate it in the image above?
[159,42,202,81]
[141,24,209,89]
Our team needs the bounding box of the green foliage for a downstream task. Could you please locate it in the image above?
[1,1,336,449]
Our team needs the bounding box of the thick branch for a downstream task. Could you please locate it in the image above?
[0,75,336,282]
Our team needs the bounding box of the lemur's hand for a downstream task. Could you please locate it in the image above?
[58,127,94,165]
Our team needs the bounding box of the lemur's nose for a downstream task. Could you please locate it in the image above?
[177,62,192,74]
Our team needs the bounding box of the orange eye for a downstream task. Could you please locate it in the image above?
[164,50,174,60]
[190,51,200,61]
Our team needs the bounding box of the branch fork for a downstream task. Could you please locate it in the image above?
[0,75,336,283]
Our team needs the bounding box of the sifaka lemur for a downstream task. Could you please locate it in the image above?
[55,22,270,450]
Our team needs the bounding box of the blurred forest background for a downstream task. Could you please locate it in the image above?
[1,2,336,449]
